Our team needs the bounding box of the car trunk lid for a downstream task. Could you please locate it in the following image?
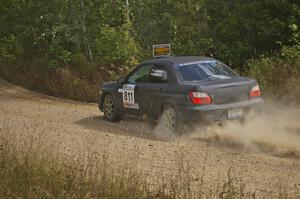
[199,77,255,105]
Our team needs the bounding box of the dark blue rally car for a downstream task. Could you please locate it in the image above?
[98,56,263,131]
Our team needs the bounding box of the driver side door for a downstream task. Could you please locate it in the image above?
[120,64,153,116]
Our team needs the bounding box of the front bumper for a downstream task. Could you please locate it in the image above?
[176,98,264,122]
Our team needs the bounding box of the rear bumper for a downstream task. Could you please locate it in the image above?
[176,98,264,122]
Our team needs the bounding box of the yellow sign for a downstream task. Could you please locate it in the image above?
[153,44,171,57]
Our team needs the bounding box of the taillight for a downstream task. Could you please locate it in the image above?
[250,84,261,98]
[189,91,213,105]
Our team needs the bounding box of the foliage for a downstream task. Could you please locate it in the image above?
[0,34,24,63]
[206,0,300,68]
[131,0,212,57]
[96,23,140,71]
[248,44,300,103]
[1,0,298,69]
[0,0,139,70]
[281,44,300,70]
[0,0,299,101]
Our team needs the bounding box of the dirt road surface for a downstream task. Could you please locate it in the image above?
[1,79,300,198]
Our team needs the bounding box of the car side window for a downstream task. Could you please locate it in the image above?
[149,65,168,83]
[127,64,152,84]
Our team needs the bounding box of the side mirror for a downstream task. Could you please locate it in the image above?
[117,76,126,83]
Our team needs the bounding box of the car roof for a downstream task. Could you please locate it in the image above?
[141,56,216,67]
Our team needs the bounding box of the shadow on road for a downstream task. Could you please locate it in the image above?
[75,115,160,141]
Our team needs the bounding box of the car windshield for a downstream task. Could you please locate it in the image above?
[178,61,238,82]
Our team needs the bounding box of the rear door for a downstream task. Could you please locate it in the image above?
[140,63,170,117]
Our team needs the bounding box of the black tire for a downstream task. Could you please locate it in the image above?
[103,94,121,122]
[159,105,184,134]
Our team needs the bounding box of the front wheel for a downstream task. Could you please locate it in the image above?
[103,94,121,122]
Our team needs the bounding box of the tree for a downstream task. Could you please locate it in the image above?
[206,0,300,68]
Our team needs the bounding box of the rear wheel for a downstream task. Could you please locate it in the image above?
[103,94,121,122]
[158,105,184,135]
[161,106,177,132]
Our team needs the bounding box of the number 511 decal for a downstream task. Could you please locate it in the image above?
[122,84,139,109]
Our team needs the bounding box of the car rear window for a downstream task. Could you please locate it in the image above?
[178,61,238,82]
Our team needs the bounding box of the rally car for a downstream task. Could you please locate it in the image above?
[98,56,263,132]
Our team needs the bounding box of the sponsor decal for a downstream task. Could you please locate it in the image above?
[122,84,139,109]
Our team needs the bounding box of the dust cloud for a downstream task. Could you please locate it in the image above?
[153,118,176,141]
[182,102,300,157]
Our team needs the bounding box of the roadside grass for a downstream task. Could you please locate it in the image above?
[0,126,155,199]
[0,62,113,102]
[0,123,297,199]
